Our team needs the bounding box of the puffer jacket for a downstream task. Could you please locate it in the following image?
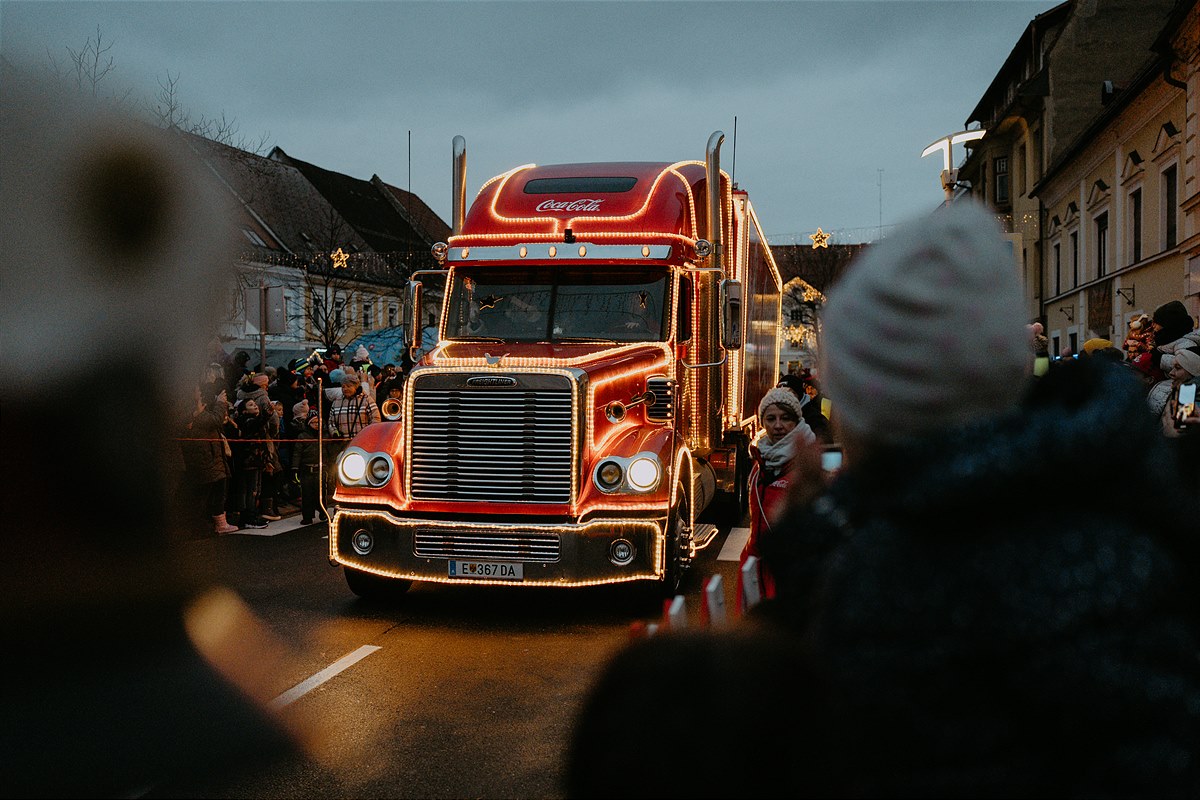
[758,356,1200,798]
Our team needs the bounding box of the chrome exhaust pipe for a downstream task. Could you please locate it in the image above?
[452,135,467,235]
[705,130,724,272]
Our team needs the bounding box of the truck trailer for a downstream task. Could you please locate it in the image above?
[329,130,782,599]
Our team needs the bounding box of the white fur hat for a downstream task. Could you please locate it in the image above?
[818,202,1030,443]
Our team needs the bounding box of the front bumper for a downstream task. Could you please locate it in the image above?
[331,509,667,587]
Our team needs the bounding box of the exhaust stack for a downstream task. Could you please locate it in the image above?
[452,135,467,235]
[705,131,724,271]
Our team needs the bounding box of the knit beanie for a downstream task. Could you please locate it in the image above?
[328,368,345,385]
[818,202,1029,444]
[757,386,804,424]
[1082,337,1114,355]
[1153,300,1193,333]
[292,399,309,420]
[1176,348,1200,378]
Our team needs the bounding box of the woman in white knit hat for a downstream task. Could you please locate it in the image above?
[736,385,817,612]
[1161,346,1200,439]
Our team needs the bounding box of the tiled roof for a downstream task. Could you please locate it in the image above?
[181,133,369,258]
[270,147,430,257]
[374,178,451,244]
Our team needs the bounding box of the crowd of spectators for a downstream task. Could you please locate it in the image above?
[177,341,404,536]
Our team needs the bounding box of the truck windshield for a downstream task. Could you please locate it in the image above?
[444,266,669,343]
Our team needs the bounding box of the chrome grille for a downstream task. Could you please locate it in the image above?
[414,528,561,562]
[409,375,574,503]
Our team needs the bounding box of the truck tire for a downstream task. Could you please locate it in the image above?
[660,482,688,598]
[344,566,412,601]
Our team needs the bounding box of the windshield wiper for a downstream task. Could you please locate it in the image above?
[554,336,621,343]
[448,336,505,342]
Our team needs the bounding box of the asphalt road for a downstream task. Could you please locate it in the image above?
[145,511,748,799]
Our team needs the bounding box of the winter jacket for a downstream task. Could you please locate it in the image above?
[1158,329,1200,373]
[757,357,1200,797]
[737,431,810,611]
[181,398,230,484]
[328,391,380,439]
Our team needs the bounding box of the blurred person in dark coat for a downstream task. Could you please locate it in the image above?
[757,202,1200,797]
[0,71,316,795]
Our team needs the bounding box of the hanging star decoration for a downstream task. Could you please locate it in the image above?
[331,247,349,269]
[637,291,649,309]
[809,228,830,249]
[479,294,502,310]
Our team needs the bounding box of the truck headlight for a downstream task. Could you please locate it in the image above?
[627,456,660,491]
[596,460,623,490]
[339,451,367,483]
[593,453,662,494]
[368,455,393,485]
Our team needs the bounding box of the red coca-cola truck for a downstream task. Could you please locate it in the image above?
[329,130,782,599]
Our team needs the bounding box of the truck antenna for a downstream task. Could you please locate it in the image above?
[731,115,738,188]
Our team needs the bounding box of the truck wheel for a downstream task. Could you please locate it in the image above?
[344,566,412,601]
[660,482,688,598]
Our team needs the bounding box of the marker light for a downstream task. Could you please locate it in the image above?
[340,451,367,483]
[548,246,557,257]
[460,247,470,259]
[519,246,528,258]
[627,457,661,491]
[642,246,651,257]
[578,245,587,257]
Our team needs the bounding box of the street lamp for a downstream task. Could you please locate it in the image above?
[921,130,985,201]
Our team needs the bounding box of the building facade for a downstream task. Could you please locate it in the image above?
[957,0,1197,349]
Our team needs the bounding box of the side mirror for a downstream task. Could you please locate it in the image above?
[720,279,743,351]
[405,280,423,354]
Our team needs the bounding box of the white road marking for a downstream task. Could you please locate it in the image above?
[718,526,750,561]
[268,645,382,710]
[232,514,325,537]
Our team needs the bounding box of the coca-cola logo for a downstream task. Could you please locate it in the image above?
[534,198,604,213]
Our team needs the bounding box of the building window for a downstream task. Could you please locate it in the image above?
[1054,242,1061,295]
[994,156,1010,205]
[388,304,398,327]
[1070,231,1079,288]
[1069,331,1078,354]
[1164,165,1178,248]
[1130,188,1142,263]
[335,298,345,328]
[362,302,373,331]
[1017,144,1026,197]
[1052,334,1060,356]
[1095,212,1108,278]
[789,308,803,323]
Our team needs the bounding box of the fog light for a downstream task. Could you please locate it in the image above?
[609,539,635,566]
[352,529,374,555]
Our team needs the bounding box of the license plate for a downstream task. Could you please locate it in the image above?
[448,560,524,580]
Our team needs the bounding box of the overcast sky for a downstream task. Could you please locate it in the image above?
[1,0,1056,244]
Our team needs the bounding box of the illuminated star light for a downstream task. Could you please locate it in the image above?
[479,294,502,310]
[809,228,830,249]
[331,247,349,269]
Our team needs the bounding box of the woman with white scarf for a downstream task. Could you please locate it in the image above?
[737,386,816,611]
